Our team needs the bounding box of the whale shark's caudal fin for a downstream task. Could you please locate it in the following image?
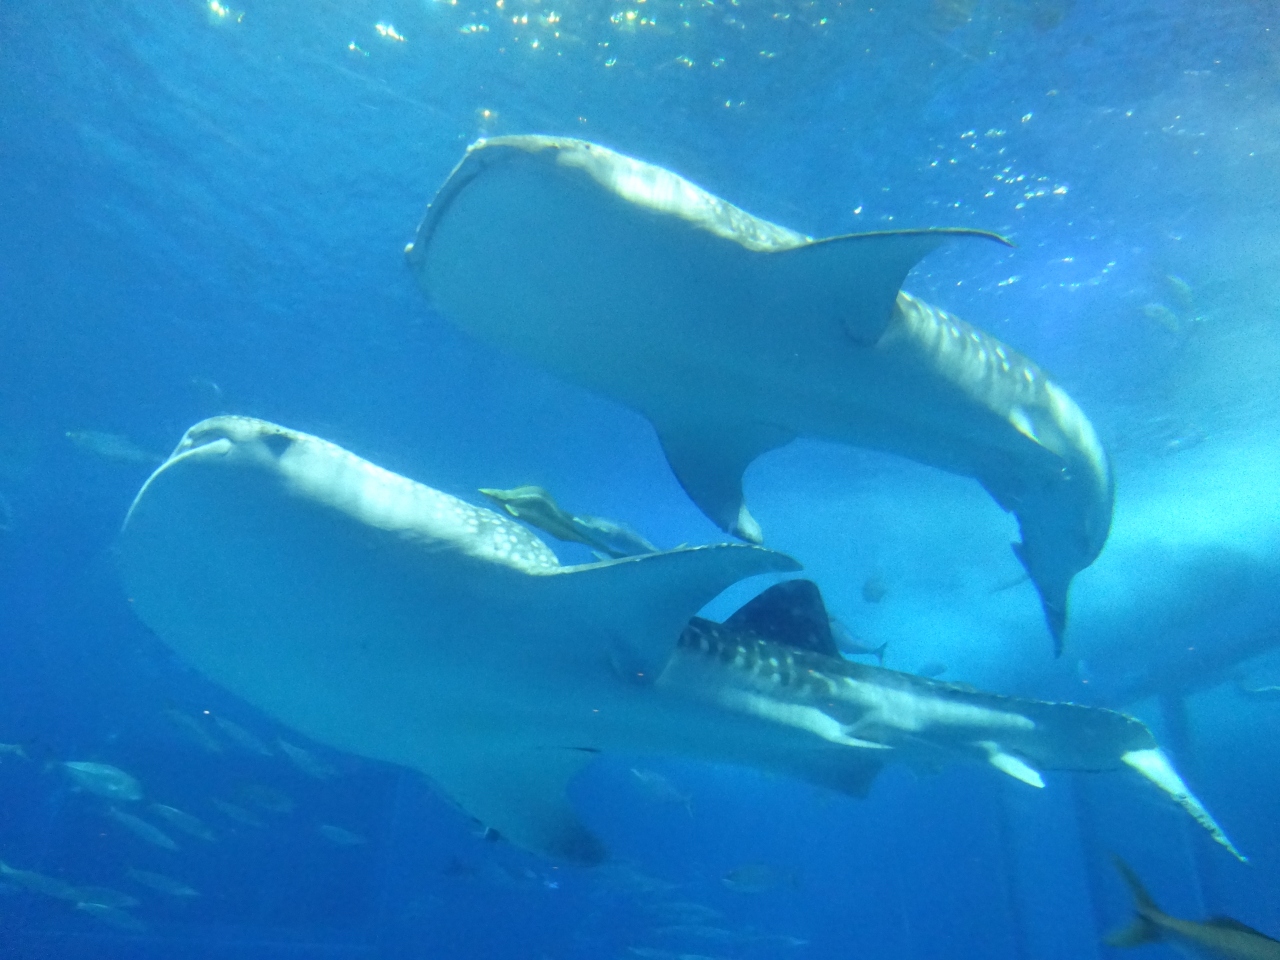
[1121,748,1245,861]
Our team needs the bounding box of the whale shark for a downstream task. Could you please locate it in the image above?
[117,417,1232,863]
[404,136,1114,653]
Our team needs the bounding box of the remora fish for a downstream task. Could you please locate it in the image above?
[480,485,657,558]
[1107,856,1279,958]
[405,136,1113,654]
[117,418,1229,863]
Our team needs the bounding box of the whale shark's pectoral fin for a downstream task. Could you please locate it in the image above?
[656,422,795,544]
[431,747,605,865]
[770,229,1012,345]
[551,544,802,681]
[977,740,1045,788]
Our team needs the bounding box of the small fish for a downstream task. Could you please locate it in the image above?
[916,661,948,679]
[149,803,217,841]
[861,574,888,604]
[721,863,793,894]
[650,901,724,924]
[235,783,295,814]
[126,867,199,898]
[70,885,139,909]
[630,768,693,817]
[277,739,337,779]
[212,716,273,755]
[0,743,28,760]
[829,619,887,663]
[76,901,147,932]
[107,807,178,851]
[653,924,738,942]
[211,798,265,827]
[162,708,224,753]
[65,430,163,466]
[989,571,1030,593]
[62,761,143,801]
[318,824,366,846]
[1142,302,1182,335]
[0,861,79,900]
[1236,680,1280,700]
[755,934,810,948]
[1107,855,1280,958]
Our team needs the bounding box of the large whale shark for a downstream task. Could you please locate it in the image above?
[404,136,1114,653]
[117,417,1234,863]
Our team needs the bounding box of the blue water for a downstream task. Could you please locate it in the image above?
[2,0,1279,956]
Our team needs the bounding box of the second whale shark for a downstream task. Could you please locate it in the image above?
[405,136,1113,653]
[116,417,1233,863]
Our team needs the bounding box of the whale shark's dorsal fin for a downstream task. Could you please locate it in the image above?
[721,579,840,658]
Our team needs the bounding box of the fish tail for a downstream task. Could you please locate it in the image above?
[1105,855,1163,948]
[873,642,888,665]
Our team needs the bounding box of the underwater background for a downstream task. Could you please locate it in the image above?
[1,0,1278,956]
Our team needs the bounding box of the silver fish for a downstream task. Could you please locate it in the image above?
[630,768,693,817]
[62,761,143,802]
[210,798,265,828]
[70,885,139,909]
[828,619,887,663]
[234,783,295,815]
[107,807,178,851]
[721,863,791,894]
[76,901,147,932]
[65,430,163,466]
[276,739,337,779]
[126,867,199,898]
[162,707,224,753]
[212,716,273,755]
[318,824,366,846]
[149,803,217,841]
[0,860,79,900]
